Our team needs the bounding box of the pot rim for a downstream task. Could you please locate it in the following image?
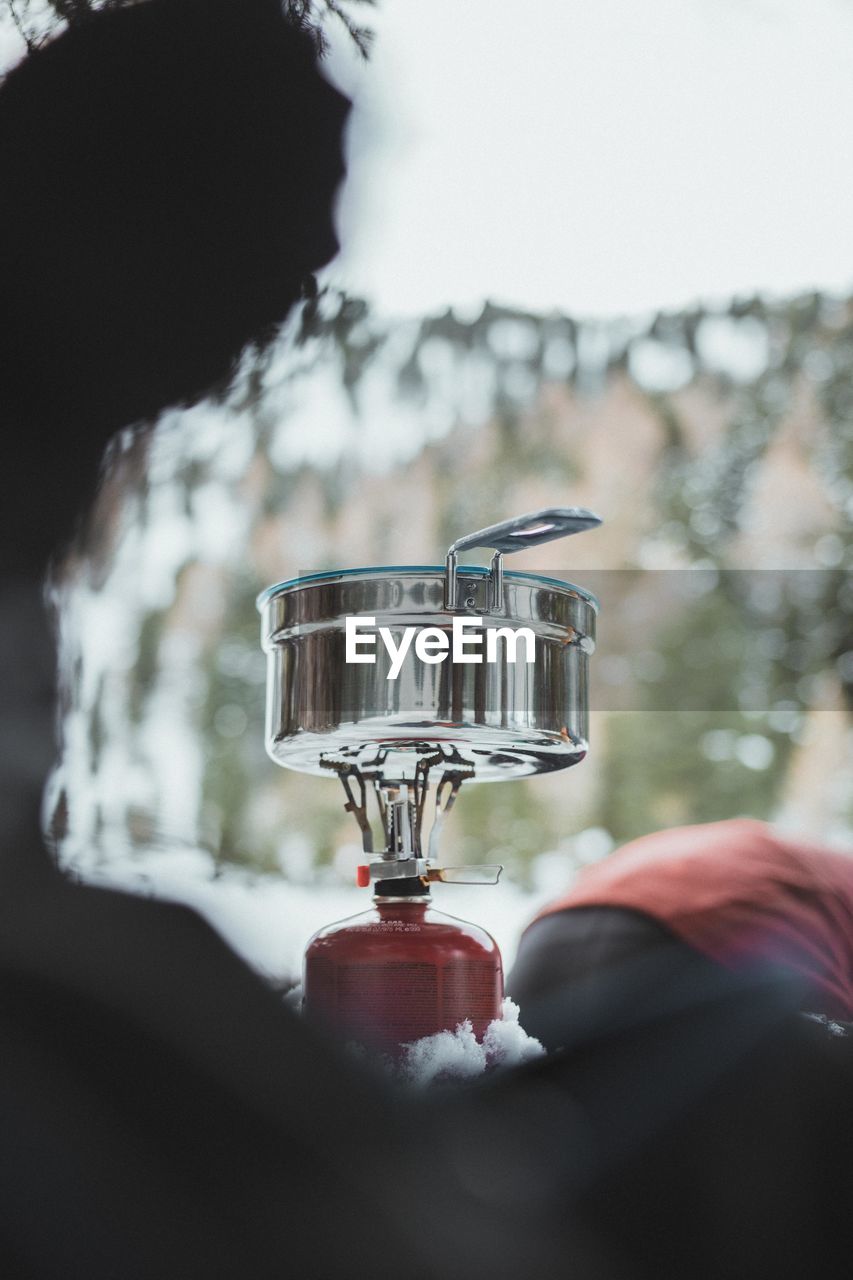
[256,564,599,612]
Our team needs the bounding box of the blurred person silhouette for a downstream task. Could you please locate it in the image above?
[0,7,612,1279]
[0,5,514,1278]
[0,4,852,1279]
[509,818,853,1039]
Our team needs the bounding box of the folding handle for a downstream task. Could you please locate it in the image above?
[447,507,601,558]
[445,506,602,609]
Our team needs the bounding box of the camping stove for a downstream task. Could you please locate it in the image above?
[258,508,600,1056]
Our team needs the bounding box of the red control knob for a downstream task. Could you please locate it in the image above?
[356,865,371,888]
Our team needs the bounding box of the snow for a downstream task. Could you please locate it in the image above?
[398,998,546,1086]
[802,1012,848,1038]
[283,985,545,1085]
[283,983,303,1012]
[400,1020,487,1085]
[628,339,693,393]
[694,315,770,383]
[480,998,546,1067]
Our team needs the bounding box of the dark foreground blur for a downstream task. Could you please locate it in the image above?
[2,851,851,1278]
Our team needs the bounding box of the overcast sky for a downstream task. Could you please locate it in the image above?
[326,0,853,318]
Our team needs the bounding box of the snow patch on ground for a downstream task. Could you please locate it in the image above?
[401,998,545,1087]
[286,988,544,1085]
[282,982,303,1013]
[802,1011,848,1037]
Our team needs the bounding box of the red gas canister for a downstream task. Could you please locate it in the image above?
[304,880,503,1057]
[259,509,602,1056]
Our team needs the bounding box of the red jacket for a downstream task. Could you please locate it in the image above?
[536,819,853,1020]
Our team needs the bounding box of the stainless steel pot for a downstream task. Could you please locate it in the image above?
[258,508,600,785]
